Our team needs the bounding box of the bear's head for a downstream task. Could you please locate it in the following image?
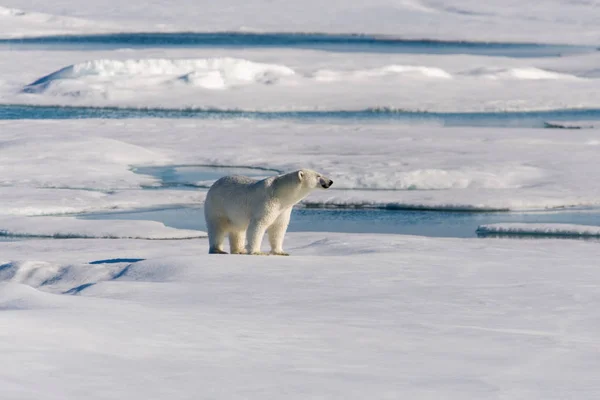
[297,169,333,189]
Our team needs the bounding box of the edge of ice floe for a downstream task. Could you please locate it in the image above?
[0,216,206,240]
[476,223,600,237]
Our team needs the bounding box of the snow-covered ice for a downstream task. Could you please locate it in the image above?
[0,5,119,39]
[2,1,600,398]
[4,49,600,112]
[2,1,600,45]
[477,223,600,238]
[2,119,599,212]
[2,233,600,399]
[0,216,206,239]
[0,187,202,216]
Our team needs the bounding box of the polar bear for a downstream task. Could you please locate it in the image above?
[204,169,333,255]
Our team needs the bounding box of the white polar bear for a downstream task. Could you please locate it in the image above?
[204,169,333,255]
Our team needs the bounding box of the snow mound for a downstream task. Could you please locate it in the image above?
[24,58,296,94]
[0,282,70,309]
[0,261,113,291]
[463,67,579,80]
[0,259,142,295]
[0,216,206,239]
[477,223,600,237]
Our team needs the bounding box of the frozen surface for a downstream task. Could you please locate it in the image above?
[0,216,205,239]
[4,49,600,112]
[2,119,600,212]
[0,5,119,38]
[0,187,202,216]
[477,223,600,237]
[1,232,600,399]
[1,1,600,44]
[3,1,600,397]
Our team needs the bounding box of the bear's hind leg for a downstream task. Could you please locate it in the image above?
[207,219,228,254]
[229,231,247,254]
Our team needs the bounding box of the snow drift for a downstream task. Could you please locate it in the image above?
[23,58,296,94]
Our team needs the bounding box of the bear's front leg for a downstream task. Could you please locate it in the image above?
[245,218,270,255]
[268,207,292,256]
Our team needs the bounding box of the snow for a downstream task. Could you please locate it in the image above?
[463,66,579,80]
[477,223,600,237]
[2,1,600,45]
[0,5,119,39]
[3,1,600,397]
[0,216,206,239]
[2,119,599,212]
[2,49,600,112]
[2,233,600,399]
[0,187,202,216]
[2,48,600,112]
[23,58,296,94]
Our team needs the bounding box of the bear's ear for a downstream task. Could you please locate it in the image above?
[297,170,304,181]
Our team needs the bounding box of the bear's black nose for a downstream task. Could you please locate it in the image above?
[329,180,333,186]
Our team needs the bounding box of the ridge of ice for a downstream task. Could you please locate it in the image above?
[24,58,296,93]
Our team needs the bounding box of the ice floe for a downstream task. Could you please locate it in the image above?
[2,119,600,212]
[0,216,205,239]
[2,232,600,398]
[6,51,600,112]
[1,1,600,44]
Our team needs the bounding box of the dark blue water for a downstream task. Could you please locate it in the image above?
[1,33,594,57]
[78,206,600,239]
[2,104,600,128]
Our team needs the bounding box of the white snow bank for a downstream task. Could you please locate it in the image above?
[11,52,600,112]
[477,223,600,237]
[1,232,600,399]
[25,58,295,93]
[0,216,205,239]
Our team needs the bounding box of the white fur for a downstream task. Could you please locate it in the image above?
[204,169,333,255]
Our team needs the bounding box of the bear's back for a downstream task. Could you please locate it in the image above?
[213,175,257,187]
